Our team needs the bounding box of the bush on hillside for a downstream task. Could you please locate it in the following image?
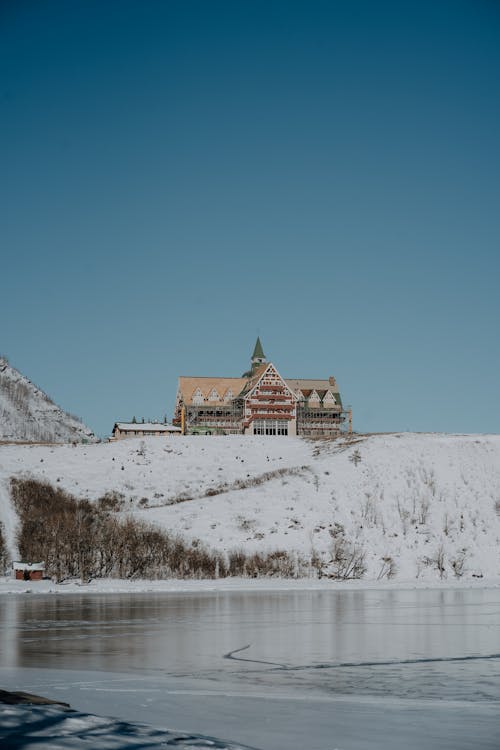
[10,478,311,581]
[0,521,9,574]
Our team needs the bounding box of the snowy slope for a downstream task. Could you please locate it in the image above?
[0,357,95,443]
[0,433,499,581]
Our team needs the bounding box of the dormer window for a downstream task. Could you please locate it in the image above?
[208,388,220,402]
[224,389,234,402]
[323,390,337,407]
[308,390,320,407]
[192,388,204,405]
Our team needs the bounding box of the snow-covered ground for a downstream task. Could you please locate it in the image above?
[1,432,500,582]
[1,575,500,596]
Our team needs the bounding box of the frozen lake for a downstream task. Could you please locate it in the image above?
[1,587,500,749]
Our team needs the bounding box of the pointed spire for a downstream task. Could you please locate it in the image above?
[252,337,265,361]
[242,337,267,377]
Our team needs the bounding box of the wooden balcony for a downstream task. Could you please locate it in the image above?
[252,393,292,401]
[247,413,293,421]
[250,406,294,413]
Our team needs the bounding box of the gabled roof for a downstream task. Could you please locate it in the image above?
[238,363,269,397]
[240,362,297,402]
[177,372,342,407]
[177,377,247,406]
[285,380,342,407]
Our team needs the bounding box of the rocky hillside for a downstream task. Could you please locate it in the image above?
[0,356,95,444]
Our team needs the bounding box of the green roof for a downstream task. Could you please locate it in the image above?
[252,337,265,360]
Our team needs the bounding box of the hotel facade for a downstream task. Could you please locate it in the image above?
[173,340,352,437]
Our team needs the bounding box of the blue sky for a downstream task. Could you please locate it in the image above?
[1,0,499,437]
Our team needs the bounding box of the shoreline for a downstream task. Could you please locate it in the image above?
[1,574,499,596]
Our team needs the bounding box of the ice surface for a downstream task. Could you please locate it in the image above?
[0,703,258,749]
[1,588,500,749]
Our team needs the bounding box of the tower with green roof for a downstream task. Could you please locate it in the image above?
[242,337,267,377]
[252,337,266,365]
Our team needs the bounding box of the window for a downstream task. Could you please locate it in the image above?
[323,390,337,406]
[253,419,288,436]
[192,388,204,405]
[308,390,320,406]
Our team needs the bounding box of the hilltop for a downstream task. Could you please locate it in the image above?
[1,432,499,583]
[0,357,95,444]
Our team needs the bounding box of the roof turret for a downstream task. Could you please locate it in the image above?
[242,337,267,377]
[252,337,265,361]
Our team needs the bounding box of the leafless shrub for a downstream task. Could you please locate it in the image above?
[420,468,436,497]
[396,497,411,536]
[418,498,430,525]
[204,466,310,499]
[377,555,396,580]
[0,521,9,573]
[236,516,256,533]
[169,492,193,504]
[349,449,362,466]
[421,543,446,579]
[97,491,126,512]
[436,545,446,578]
[328,522,345,539]
[227,549,303,578]
[310,548,324,576]
[10,478,313,581]
[205,485,227,497]
[449,557,464,578]
[361,492,380,526]
[495,500,500,516]
[328,536,366,579]
[450,549,467,578]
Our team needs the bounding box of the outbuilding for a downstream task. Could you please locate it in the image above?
[111,422,182,440]
[13,562,45,581]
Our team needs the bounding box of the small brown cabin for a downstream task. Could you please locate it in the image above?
[13,562,45,581]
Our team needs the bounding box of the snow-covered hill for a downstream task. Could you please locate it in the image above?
[1,433,499,582]
[0,356,95,443]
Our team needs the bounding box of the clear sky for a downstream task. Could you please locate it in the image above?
[1,0,499,437]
